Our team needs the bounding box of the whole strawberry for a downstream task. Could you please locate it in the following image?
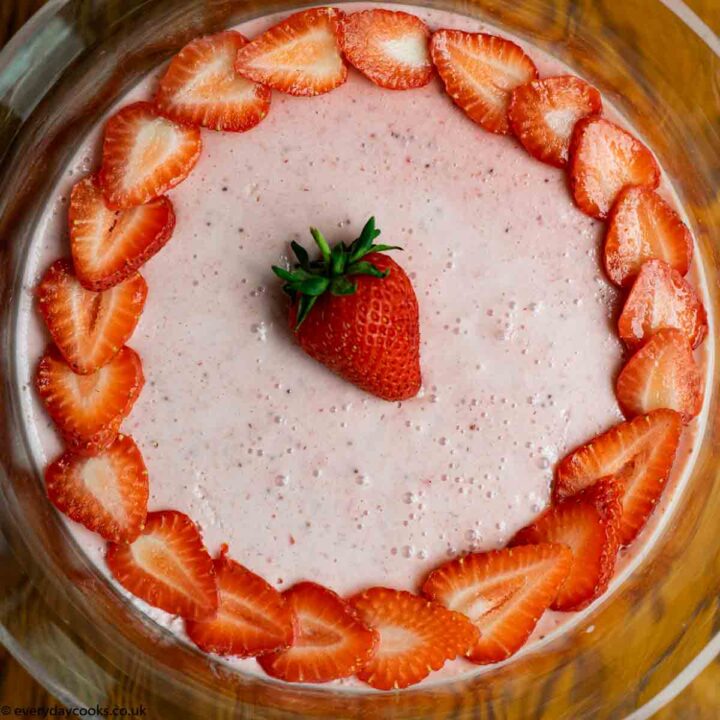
[272,218,421,401]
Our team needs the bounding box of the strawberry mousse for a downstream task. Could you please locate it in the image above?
[15,2,712,691]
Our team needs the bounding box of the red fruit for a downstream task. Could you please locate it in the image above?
[99,101,201,210]
[604,187,694,287]
[294,252,420,401]
[45,434,148,543]
[35,345,144,455]
[185,552,296,657]
[422,544,572,664]
[555,411,682,498]
[155,31,272,132]
[235,8,347,97]
[555,410,683,544]
[616,329,703,423]
[339,9,433,90]
[36,259,147,374]
[348,587,479,689]
[512,478,622,611]
[257,581,377,683]
[508,75,602,167]
[569,116,660,219]
[274,218,420,402]
[618,259,707,350]
[107,510,218,620]
[69,174,175,291]
[430,29,537,134]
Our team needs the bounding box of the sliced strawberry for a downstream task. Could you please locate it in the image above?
[555,410,683,544]
[98,102,201,210]
[45,434,148,543]
[348,587,479,689]
[234,8,347,97]
[35,345,144,455]
[430,29,537,134]
[36,259,147,375]
[106,510,218,620]
[569,116,660,219]
[604,187,694,287]
[155,31,271,132]
[422,544,571,664]
[615,328,703,423]
[69,174,175,291]
[185,552,296,657]
[512,478,622,611]
[555,410,683,498]
[257,581,377,683]
[339,9,432,90]
[618,259,707,350]
[508,75,602,167]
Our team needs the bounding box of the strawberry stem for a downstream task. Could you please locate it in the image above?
[272,217,401,330]
[310,227,332,263]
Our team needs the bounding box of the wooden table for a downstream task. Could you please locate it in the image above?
[1,1,719,717]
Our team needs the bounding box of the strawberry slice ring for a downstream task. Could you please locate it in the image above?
[68,174,176,292]
[155,31,272,133]
[99,102,202,210]
[107,510,219,620]
[339,9,434,90]
[422,544,572,664]
[235,7,348,97]
[258,582,378,683]
[27,3,709,693]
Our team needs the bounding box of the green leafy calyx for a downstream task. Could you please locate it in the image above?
[272,217,401,329]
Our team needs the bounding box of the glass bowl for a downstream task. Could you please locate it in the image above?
[0,1,718,717]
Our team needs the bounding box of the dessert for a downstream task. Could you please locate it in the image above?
[17,3,711,692]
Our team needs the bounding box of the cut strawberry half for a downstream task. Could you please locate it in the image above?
[257,581,377,683]
[107,510,218,620]
[508,75,602,167]
[45,434,148,543]
[185,552,296,657]
[69,174,175,291]
[604,186,694,287]
[422,544,572,664]
[555,410,683,545]
[339,9,433,90]
[618,259,707,350]
[155,30,272,132]
[98,101,202,210]
[430,29,538,135]
[569,116,660,219]
[35,345,144,455]
[512,478,622,611]
[36,259,147,375]
[234,7,347,97]
[615,328,703,423]
[348,587,479,690]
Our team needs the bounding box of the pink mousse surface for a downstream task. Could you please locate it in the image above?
[16,2,710,690]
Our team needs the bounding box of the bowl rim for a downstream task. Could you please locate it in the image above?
[0,0,719,717]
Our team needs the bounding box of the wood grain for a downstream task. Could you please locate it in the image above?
[0,0,718,717]
[0,647,59,708]
[684,0,720,34]
[655,661,720,719]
